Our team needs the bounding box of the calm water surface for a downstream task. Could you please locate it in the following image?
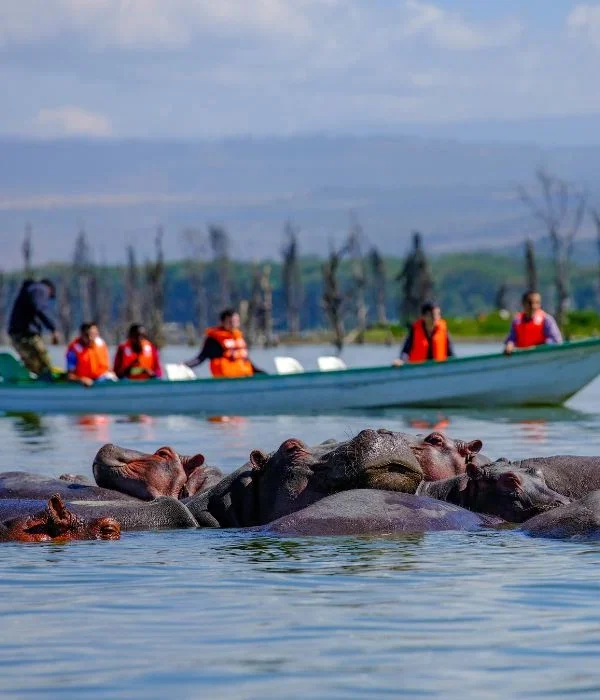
[1,344,600,698]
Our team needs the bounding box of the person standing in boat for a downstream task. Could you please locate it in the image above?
[7,278,60,377]
[185,308,265,378]
[504,291,562,355]
[393,301,454,366]
[114,324,163,380]
[66,322,116,387]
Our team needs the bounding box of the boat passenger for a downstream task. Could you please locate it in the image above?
[393,301,454,366]
[504,291,563,355]
[66,323,116,387]
[114,324,163,380]
[7,278,60,377]
[185,308,265,378]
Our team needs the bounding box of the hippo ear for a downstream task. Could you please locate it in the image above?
[250,450,269,472]
[47,495,69,525]
[467,440,483,454]
[498,471,523,491]
[466,463,483,480]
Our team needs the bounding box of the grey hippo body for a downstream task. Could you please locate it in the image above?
[509,456,600,500]
[0,497,198,531]
[260,489,501,536]
[0,472,140,502]
[520,491,600,539]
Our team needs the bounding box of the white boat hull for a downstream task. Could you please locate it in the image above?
[1,340,599,415]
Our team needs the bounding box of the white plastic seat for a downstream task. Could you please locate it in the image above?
[165,363,198,381]
[317,356,347,371]
[274,356,304,374]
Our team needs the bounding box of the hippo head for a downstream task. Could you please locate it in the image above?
[463,460,570,523]
[93,444,208,500]
[408,432,484,480]
[248,429,431,524]
[0,495,120,542]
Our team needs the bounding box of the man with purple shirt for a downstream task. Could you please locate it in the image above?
[504,291,562,355]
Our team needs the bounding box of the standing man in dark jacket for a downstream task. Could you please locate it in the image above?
[8,279,60,376]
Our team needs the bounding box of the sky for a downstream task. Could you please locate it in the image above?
[2,0,600,139]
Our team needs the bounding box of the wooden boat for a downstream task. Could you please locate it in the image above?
[1,338,599,415]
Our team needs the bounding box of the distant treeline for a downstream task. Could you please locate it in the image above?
[1,250,599,344]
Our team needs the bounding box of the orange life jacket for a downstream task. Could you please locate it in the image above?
[116,338,157,380]
[67,337,110,379]
[513,310,547,348]
[205,327,254,378]
[408,319,448,363]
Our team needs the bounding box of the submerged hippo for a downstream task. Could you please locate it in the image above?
[186,429,485,528]
[0,472,140,502]
[261,489,501,536]
[419,460,570,523]
[520,491,600,539]
[0,496,198,532]
[0,495,120,542]
[92,444,223,501]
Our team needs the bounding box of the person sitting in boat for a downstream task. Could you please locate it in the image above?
[113,324,163,380]
[504,290,563,355]
[66,322,117,387]
[393,301,455,366]
[185,308,265,378]
[7,278,60,378]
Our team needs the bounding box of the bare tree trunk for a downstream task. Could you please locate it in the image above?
[524,238,538,292]
[73,228,92,324]
[56,274,74,342]
[209,225,232,310]
[346,219,367,344]
[123,244,141,332]
[397,231,433,327]
[369,247,387,324]
[22,223,33,278]
[244,265,262,348]
[281,221,302,335]
[260,264,275,347]
[181,228,207,338]
[322,246,345,352]
[144,227,166,348]
[0,270,6,345]
[519,169,586,332]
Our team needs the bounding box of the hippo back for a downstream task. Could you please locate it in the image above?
[515,456,600,500]
[0,472,139,502]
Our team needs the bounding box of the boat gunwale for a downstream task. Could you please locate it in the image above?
[1,337,599,391]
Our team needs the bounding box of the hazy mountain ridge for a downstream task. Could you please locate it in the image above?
[0,134,599,268]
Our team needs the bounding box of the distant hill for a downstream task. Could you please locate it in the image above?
[1,134,599,268]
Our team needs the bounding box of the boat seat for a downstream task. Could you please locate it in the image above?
[0,351,35,382]
[165,363,198,381]
[317,356,347,371]
[274,356,304,374]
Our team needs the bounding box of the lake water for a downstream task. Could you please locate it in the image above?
[2,343,600,698]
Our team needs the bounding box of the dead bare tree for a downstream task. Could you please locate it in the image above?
[209,225,232,310]
[519,169,587,330]
[55,273,74,342]
[369,247,387,324]
[181,228,207,342]
[281,221,303,335]
[144,227,166,347]
[22,223,33,278]
[244,264,263,347]
[322,243,346,352]
[524,238,538,292]
[72,227,93,324]
[347,218,368,343]
[123,244,141,332]
[259,264,275,347]
[396,231,434,327]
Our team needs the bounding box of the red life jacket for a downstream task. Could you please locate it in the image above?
[116,338,157,380]
[205,327,253,378]
[513,310,547,348]
[408,319,448,363]
[67,337,110,379]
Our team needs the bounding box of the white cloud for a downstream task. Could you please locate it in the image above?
[567,4,600,45]
[32,106,113,137]
[402,1,522,50]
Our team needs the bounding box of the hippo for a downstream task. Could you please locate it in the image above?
[418,460,570,523]
[260,489,501,536]
[506,456,600,501]
[92,444,223,501]
[520,491,600,539]
[0,495,120,542]
[186,429,485,528]
[0,472,140,501]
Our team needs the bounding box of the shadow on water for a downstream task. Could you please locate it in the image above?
[220,530,425,574]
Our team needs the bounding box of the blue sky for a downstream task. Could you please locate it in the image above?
[1,0,600,139]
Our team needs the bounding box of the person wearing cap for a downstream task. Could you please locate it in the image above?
[8,278,60,377]
[503,290,562,354]
[393,301,455,366]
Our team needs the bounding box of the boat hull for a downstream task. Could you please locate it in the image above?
[1,340,599,415]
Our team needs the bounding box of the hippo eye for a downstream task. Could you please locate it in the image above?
[425,433,444,447]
